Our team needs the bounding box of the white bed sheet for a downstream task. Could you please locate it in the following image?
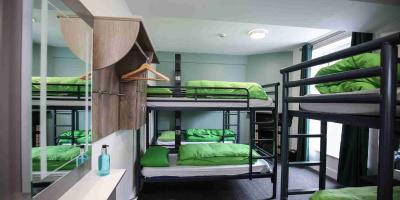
[156,139,233,146]
[142,154,272,178]
[300,88,400,115]
[147,97,273,108]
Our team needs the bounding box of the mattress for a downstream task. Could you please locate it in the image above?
[300,88,400,115]
[147,97,273,108]
[156,139,233,146]
[142,154,271,178]
[32,99,89,107]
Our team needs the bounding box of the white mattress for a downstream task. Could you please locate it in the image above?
[156,139,233,146]
[300,88,400,115]
[142,154,271,178]
[32,99,89,107]
[147,97,273,108]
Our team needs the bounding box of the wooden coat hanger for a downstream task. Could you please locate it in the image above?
[121,62,170,81]
[79,71,92,80]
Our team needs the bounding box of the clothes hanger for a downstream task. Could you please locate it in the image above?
[121,60,170,82]
[79,71,91,80]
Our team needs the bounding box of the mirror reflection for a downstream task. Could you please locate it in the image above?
[31,0,92,196]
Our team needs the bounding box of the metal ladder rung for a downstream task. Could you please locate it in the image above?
[252,121,274,125]
[287,188,319,195]
[252,138,274,142]
[288,161,321,167]
[55,125,73,127]
[288,134,323,138]
[252,155,274,159]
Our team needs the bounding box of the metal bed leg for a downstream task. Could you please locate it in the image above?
[146,109,150,148]
[378,43,397,200]
[281,73,289,200]
[237,111,241,143]
[319,120,327,190]
[71,109,76,145]
[135,128,142,197]
[249,109,255,180]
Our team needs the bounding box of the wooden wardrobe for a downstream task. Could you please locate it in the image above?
[60,16,159,142]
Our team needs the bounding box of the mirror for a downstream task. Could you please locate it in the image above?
[31,0,92,196]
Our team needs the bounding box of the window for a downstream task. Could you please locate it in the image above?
[308,36,352,158]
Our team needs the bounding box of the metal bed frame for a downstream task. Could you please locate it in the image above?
[280,32,400,199]
[32,83,91,145]
[136,83,280,199]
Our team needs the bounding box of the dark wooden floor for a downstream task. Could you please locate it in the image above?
[139,165,338,200]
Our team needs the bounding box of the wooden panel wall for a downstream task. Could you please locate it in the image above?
[92,66,120,141]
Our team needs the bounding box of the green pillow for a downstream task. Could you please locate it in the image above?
[140,146,169,167]
[158,131,175,142]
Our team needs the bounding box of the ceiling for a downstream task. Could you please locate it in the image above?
[125,0,400,55]
[143,17,331,55]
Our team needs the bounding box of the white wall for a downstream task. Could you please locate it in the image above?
[91,130,136,200]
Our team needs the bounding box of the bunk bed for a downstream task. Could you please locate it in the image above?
[31,77,91,146]
[136,81,280,199]
[280,32,400,199]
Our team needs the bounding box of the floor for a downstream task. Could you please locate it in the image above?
[139,165,338,200]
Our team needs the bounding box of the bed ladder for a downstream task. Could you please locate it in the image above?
[281,119,327,199]
[249,109,278,199]
[223,111,240,142]
[54,109,77,145]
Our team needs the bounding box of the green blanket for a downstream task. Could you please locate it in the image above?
[147,87,173,97]
[315,53,400,94]
[32,77,88,95]
[32,146,81,171]
[178,143,258,166]
[310,186,400,200]
[185,128,236,142]
[158,131,176,142]
[185,80,268,100]
[58,130,92,145]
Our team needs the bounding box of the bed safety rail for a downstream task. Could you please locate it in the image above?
[280,32,400,200]
[32,83,91,101]
[147,85,251,108]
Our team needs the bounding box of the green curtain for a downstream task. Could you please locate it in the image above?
[296,43,313,161]
[337,32,373,186]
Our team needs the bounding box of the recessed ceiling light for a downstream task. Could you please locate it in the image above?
[217,33,227,38]
[248,29,269,40]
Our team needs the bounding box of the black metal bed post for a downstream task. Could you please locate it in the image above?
[154,110,158,141]
[135,128,142,197]
[71,109,76,145]
[237,111,241,143]
[272,83,279,199]
[54,110,57,145]
[281,73,289,200]
[378,42,397,200]
[146,109,150,148]
[222,111,226,143]
[249,108,255,180]
[319,120,327,190]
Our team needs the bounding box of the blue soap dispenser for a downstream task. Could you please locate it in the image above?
[76,145,88,166]
[98,144,110,176]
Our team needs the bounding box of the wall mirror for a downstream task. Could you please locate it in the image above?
[31,0,92,196]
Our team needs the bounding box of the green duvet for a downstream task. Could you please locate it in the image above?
[185,80,268,100]
[315,53,400,94]
[178,143,258,166]
[185,128,236,142]
[147,87,173,97]
[32,146,80,171]
[310,186,400,200]
[58,130,92,145]
[32,77,88,95]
